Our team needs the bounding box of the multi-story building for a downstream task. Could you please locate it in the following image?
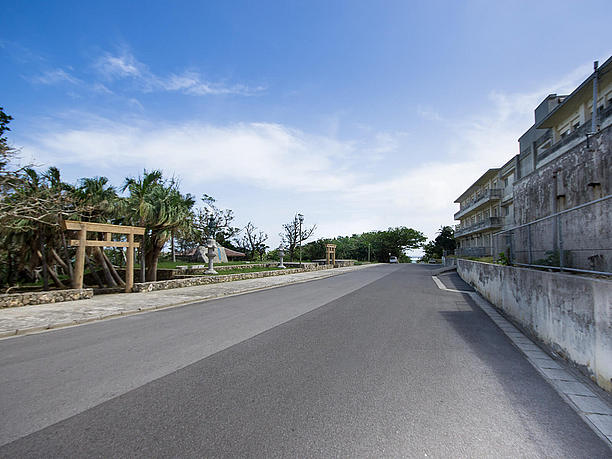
[455,54,612,272]
[453,168,503,257]
[455,56,612,270]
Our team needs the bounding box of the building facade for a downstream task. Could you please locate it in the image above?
[454,169,503,257]
[455,56,612,271]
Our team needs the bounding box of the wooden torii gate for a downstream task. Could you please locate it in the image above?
[61,221,145,293]
[326,243,337,266]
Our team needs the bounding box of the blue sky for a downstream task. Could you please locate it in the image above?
[2,0,611,250]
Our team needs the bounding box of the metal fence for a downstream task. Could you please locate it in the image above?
[492,195,612,275]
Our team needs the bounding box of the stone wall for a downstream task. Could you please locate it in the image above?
[457,259,612,392]
[133,264,333,293]
[312,259,356,267]
[0,289,94,308]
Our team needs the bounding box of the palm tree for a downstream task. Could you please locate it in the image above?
[123,170,195,281]
[74,176,118,222]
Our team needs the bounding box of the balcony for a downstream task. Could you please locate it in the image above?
[537,105,612,162]
[455,217,504,238]
[454,189,502,220]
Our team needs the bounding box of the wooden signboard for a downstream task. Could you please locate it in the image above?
[61,221,145,293]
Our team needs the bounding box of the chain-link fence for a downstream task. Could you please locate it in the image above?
[492,195,612,275]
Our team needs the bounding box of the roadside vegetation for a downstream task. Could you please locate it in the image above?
[1,107,428,291]
[420,226,456,263]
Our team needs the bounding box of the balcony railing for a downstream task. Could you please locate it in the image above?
[455,217,504,238]
[454,189,502,220]
[537,105,612,162]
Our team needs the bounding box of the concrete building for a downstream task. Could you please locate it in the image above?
[454,168,503,257]
[455,56,612,270]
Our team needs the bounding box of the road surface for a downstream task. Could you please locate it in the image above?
[0,264,609,457]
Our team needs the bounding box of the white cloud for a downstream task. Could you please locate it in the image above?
[19,61,596,245]
[24,117,355,193]
[416,106,442,121]
[95,52,143,79]
[94,50,263,96]
[29,68,81,85]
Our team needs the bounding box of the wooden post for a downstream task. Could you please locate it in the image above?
[126,232,134,293]
[74,227,87,289]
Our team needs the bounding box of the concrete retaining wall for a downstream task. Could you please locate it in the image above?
[0,289,94,308]
[133,264,333,293]
[457,259,612,392]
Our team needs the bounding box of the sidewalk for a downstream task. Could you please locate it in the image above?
[0,264,380,339]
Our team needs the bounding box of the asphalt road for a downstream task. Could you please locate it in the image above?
[1,264,609,457]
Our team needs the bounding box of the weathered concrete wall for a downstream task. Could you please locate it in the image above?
[0,289,94,308]
[511,124,611,271]
[133,264,333,292]
[457,259,612,392]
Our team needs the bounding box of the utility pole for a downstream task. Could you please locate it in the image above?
[368,243,371,262]
[297,213,304,267]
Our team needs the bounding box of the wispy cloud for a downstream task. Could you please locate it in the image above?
[94,50,264,96]
[416,105,442,122]
[29,68,81,85]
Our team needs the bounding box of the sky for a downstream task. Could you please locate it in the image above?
[1,0,611,252]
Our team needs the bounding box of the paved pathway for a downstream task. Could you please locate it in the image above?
[0,264,379,338]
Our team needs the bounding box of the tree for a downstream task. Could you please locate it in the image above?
[281,214,316,261]
[123,171,195,281]
[435,226,456,254]
[238,222,269,260]
[422,226,456,261]
[361,227,426,262]
[192,194,239,245]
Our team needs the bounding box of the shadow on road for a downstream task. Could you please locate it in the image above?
[438,298,609,456]
[437,271,474,291]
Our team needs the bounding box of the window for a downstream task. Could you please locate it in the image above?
[504,178,508,187]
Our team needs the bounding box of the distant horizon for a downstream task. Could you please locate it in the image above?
[2,1,611,247]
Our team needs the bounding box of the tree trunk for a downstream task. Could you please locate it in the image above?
[145,237,166,282]
[140,249,146,283]
[39,225,49,291]
[6,250,14,287]
[171,231,176,262]
[48,266,66,289]
[85,253,104,287]
[102,251,126,287]
[60,229,74,282]
[94,247,117,287]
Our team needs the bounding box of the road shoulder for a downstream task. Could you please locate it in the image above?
[432,272,612,448]
[0,264,382,339]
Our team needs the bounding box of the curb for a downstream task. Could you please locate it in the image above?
[0,264,381,340]
[432,275,612,448]
[432,266,457,275]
